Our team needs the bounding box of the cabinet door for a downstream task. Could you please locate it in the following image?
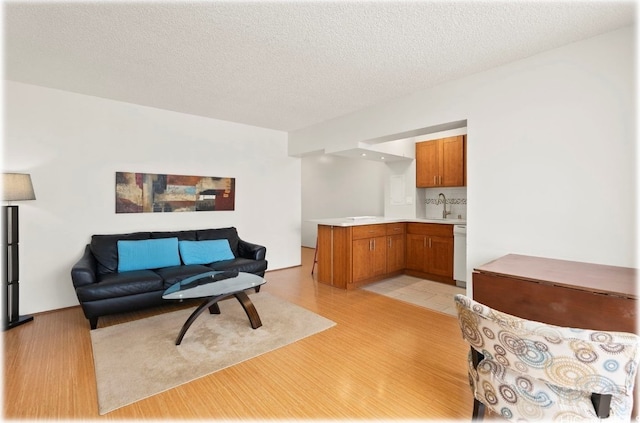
[405,234,426,272]
[353,236,386,282]
[416,140,440,188]
[386,234,405,273]
[372,236,387,277]
[427,236,454,277]
[442,136,465,187]
[352,238,373,282]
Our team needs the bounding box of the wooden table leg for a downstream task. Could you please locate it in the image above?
[175,291,262,345]
[175,295,225,345]
[234,291,262,329]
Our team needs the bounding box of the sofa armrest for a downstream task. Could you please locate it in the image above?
[238,239,266,261]
[71,245,98,289]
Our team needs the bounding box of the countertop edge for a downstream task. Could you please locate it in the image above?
[308,217,467,227]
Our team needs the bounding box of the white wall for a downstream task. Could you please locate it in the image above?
[291,27,637,288]
[4,81,301,315]
[301,153,386,247]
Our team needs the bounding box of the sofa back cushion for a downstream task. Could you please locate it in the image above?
[150,230,197,241]
[91,232,151,275]
[178,239,235,265]
[117,237,181,272]
[196,227,240,256]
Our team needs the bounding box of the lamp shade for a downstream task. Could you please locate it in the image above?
[3,173,36,201]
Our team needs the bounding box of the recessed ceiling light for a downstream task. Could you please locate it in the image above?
[361,153,367,156]
[380,156,385,160]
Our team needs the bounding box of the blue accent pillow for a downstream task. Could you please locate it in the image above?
[179,240,235,265]
[117,237,181,272]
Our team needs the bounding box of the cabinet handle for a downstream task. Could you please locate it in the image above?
[388,238,392,248]
[369,239,373,251]
[433,176,436,185]
[424,237,426,247]
[429,237,432,248]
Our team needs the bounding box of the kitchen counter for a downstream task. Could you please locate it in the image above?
[314,215,463,289]
[309,216,466,227]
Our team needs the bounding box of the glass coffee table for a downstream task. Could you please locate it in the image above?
[163,270,266,345]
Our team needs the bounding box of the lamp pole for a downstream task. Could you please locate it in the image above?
[2,173,36,330]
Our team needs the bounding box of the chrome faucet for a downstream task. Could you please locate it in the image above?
[438,193,450,219]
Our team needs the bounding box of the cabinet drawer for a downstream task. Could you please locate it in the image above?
[406,223,452,237]
[352,224,386,240]
[385,223,406,235]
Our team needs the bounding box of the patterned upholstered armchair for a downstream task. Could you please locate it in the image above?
[454,294,640,421]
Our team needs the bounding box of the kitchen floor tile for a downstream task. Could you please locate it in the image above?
[362,276,465,316]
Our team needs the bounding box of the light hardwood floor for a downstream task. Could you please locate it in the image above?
[3,247,474,420]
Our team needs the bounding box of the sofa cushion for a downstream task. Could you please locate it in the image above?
[178,239,235,265]
[154,264,215,289]
[76,270,163,302]
[196,227,240,256]
[117,237,181,272]
[208,257,268,275]
[91,232,151,275]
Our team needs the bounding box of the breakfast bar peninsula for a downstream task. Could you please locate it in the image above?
[312,216,465,290]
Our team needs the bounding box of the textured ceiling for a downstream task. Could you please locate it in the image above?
[4,1,636,131]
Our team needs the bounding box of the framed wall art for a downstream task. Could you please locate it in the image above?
[115,172,235,213]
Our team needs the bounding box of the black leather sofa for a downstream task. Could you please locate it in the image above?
[71,227,267,329]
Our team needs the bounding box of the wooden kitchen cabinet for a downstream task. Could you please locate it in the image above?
[317,222,405,289]
[406,233,427,271]
[405,223,454,283]
[386,223,406,273]
[316,225,351,289]
[316,224,388,289]
[416,135,466,188]
[316,221,454,289]
[429,236,454,277]
[416,139,440,187]
[352,225,389,283]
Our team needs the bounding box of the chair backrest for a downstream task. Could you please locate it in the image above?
[454,294,640,404]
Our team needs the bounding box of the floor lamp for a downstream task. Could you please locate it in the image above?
[3,173,36,330]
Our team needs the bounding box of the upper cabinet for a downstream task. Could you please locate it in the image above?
[416,135,466,187]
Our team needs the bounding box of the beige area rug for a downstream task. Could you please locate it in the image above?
[90,292,336,415]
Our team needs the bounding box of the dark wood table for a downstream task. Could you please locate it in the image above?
[473,254,637,333]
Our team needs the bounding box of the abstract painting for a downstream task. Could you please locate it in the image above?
[116,172,235,213]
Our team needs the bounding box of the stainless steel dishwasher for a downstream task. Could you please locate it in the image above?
[453,224,467,288]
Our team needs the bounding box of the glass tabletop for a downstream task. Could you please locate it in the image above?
[162,270,266,300]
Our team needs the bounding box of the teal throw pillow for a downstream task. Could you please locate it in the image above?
[117,237,181,272]
[179,239,235,265]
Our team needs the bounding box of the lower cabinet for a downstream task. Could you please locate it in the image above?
[405,223,454,282]
[317,221,452,289]
[352,236,386,282]
[406,233,427,271]
[351,224,388,283]
[386,223,406,273]
[429,236,454,277]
